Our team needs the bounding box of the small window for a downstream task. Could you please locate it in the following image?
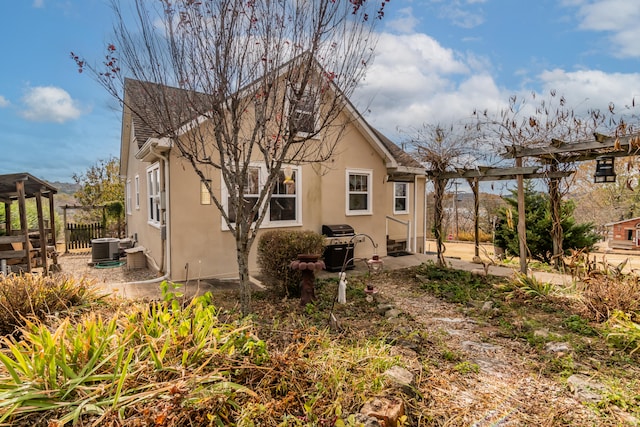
[292,88,316,135]
[134,175,140,209]
[346,169,372,215]
[628,229,634,241]
[147,163,161,225]
[125,180,132,215]
[394,182,408,214]
[200,180,212,205]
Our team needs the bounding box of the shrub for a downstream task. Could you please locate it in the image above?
[579,274,640,322]
[257,229,324,297]
[0,274,97,336]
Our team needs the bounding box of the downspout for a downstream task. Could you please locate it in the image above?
[121,145,171,287]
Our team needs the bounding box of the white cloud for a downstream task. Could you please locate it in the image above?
[386,8,420,34]
[433,0,486,29]
[354,32,506,138]
[572,0,640,57]
[20,86,83,123]
[32,0,44,8]
[0,96,9,108]
[537,68,640,115]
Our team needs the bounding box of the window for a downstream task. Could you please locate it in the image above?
[292,88,316,135]
[147,163,161,225]
[125,180,132,215]
[134,175,140,209]
[346,169,372,215]
[200,180,212,205]
[222,164,301,228]
[228,167,260,223]
[270,169,297,221]
[393,182,408,214]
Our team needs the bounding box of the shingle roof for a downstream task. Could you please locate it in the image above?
[124,78,209,148]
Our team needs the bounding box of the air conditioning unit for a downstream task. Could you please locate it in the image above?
[91,238,121,263]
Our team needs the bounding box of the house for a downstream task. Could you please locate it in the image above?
[119,77,427,282]
[604,217,640,250]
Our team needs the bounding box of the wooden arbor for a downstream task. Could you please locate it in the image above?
[0,173,58,274]
[504,131,640,271]
[433,166,573,273]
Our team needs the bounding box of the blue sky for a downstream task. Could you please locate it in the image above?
[1,0,639,183]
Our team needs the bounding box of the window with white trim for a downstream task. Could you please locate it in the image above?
[346,169,372,215]
[223,164,301,228]
[134,175,140,210]
[147,163,161,225]
[393,182,408,214]
[125,180,132,215]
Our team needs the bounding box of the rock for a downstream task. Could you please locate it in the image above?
[534,329,550,338]
[383,366,415,395]
[471,268,487,276]
[353,413,383,427]
[481,301,494,311]
[360,396,405,427]
[377,303,394,315]
[567,374,606,403]
[461,340,501,353]
[545,342,571,355]
[385,308,402,319]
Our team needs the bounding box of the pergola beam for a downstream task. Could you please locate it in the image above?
[504,131,640,161]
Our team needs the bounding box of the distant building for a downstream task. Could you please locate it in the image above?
[604,217,640,250]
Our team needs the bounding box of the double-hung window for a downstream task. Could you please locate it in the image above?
[223,164,301,228]
[346,169,372,215]
[147,163,161,225]
[393,182,409,214]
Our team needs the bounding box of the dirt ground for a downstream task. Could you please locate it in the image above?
[51,244,640,425]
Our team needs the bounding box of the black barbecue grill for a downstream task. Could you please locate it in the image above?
[322,224,355,272]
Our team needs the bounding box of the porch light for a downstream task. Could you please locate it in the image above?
[594,156,616,183]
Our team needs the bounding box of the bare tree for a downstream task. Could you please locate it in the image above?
[405,123,480,267]
[72,0,383,315]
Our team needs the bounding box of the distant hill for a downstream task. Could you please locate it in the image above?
[48,181,80,195]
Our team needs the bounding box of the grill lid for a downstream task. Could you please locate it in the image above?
[322,224,355,237]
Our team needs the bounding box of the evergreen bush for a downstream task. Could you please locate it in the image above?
[257,230,324,297]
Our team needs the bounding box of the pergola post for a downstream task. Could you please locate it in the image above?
[16,180,32,273]
[35,192,48,274]
[548,161,564,270]
[516,158,528,274]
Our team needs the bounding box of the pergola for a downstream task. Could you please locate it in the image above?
[503,131,640,272]
[0,173,58,274]
[428,131,640,274]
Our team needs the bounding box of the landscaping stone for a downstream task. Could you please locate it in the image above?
[461,340,501,353]
[545,341,571,355]
[377,303,394,315]
[481,300,494,311]
[360,396,405,427]
[384,308,402,319]
[383,366,414,390]
[567,374,606,403]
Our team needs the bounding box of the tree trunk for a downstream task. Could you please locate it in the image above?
[433,176,447,267]
[236,237,252,316]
